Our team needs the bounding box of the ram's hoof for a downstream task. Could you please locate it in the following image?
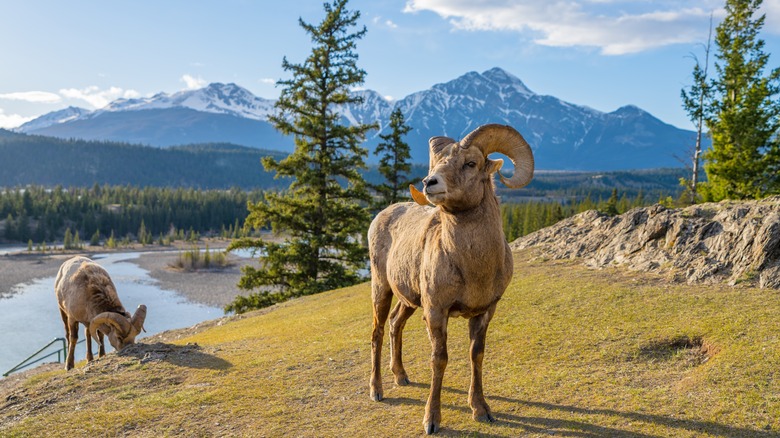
[475,412,495,423]
[370,390,383,402]
[395,376,410,386]
[424,421,439,435]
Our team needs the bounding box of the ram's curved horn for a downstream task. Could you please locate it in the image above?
[89,312,131,340]
[130,304,147,335]
[460,124,534,188]
[428,136,456,171]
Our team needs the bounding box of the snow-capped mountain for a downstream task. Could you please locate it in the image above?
[101,82,276,120]
[17,106,92,132]
[17,68,697,170]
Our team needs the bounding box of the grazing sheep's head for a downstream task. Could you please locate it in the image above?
[410,124,534,212]
[89,304,147,350]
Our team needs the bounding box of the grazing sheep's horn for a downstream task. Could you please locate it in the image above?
[460,124,534,188]
[409,184,428,206]
[130,304,147,335]
[89,312,132,340]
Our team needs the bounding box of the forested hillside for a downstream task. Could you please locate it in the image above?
[0,130,286,189]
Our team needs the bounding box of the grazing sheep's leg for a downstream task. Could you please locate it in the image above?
[370,285,393,402]
[389,302,416,385]
[423,309,449,435]
[468,304,497,423]
[84,326,94,362]
[97,330,106,357]
[59,309,71,371]
[65,319,79,371]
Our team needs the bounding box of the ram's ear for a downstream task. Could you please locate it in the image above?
[486,158,504,174]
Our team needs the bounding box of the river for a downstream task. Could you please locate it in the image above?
[0,251,223,376]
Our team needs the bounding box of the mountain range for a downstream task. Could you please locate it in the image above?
[17,67,698,171]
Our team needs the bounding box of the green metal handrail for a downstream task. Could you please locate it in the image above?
[3,337,84,377]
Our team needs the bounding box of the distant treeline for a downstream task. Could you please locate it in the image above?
[0,185,264,244]
[0,184,668,245]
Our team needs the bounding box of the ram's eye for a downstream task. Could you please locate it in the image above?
[463,161,477,169]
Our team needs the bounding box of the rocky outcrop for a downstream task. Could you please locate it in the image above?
[511,196,780,289]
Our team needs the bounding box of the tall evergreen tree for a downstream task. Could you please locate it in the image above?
[63,227,73,250]
[373,107,413,208]
[702,0,780,200]
[229,0,374,308]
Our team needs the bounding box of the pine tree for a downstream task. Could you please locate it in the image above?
[373,107,413,208]
[702,0,780,200]
[228,0,374,309]
[138,219,150,245]
[601,189,619,216]
[63,227,73,250]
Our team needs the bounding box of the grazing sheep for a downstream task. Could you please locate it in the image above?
[55,256,147,370]
[368,124,534,434]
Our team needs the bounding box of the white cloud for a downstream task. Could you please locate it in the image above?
[181,74,207,90]
[372,15,399,29]
[0,108,34,129]
[0,91,61,104]
[59,86,140,109]
[259,78,276,85]
[403,0,721,55]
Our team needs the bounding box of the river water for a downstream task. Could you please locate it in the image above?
[0,252,223,376]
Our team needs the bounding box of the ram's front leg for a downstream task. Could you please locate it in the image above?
[423,309,448,435]
[468,304,497,423]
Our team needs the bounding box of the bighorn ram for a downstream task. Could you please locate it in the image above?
[55,256,147,370]
[368,124,534,434]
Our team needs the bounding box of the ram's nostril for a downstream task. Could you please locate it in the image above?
[423,176,438,187]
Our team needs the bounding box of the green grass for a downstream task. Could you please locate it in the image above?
[2,249,778,437]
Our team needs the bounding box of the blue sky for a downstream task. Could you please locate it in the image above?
[1,0,779,130]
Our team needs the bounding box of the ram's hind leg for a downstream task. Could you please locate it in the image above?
[389,301,416,385]
[370,281,393,402]
[65,319,79,371]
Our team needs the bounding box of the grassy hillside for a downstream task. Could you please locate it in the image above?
[2,250,778,437]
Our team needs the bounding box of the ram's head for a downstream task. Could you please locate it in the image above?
[89,304,147,351]
[410,124,534,212]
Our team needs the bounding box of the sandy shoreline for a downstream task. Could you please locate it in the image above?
[0,242,255,309]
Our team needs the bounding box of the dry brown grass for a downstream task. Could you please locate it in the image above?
[1,249,778,437]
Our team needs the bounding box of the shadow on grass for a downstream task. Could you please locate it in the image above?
[118,342,232,371]
[381,384,774,437]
